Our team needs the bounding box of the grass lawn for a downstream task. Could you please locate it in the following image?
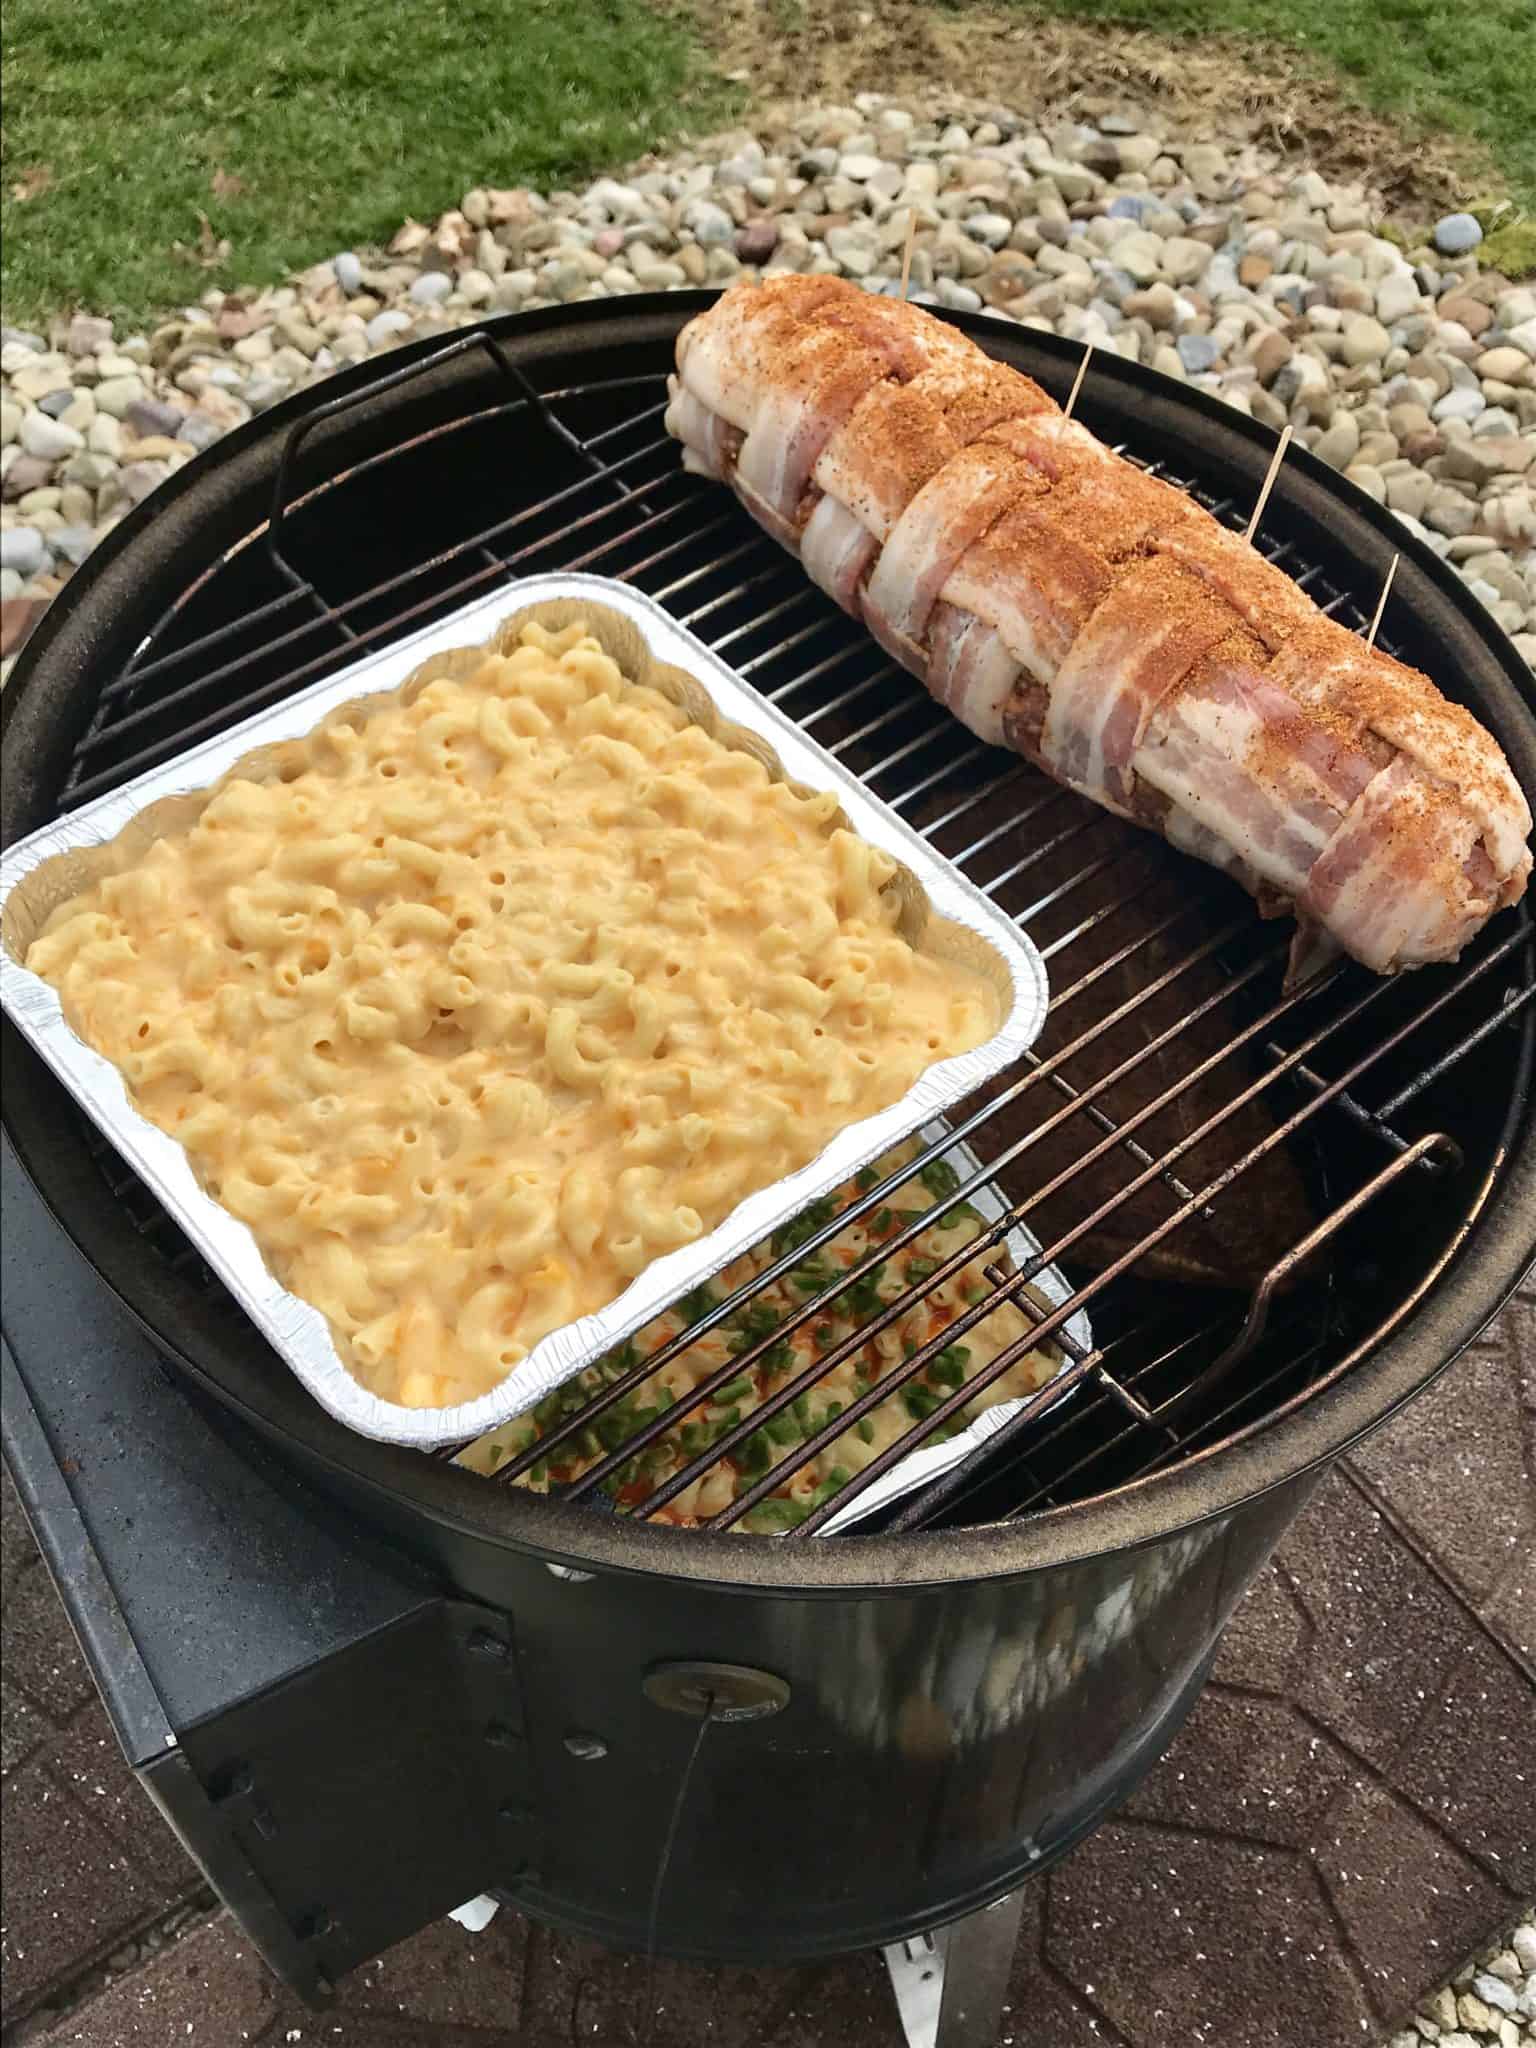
[2,0,1533,328]
[0,0,729,326]
[999,0,1536,212]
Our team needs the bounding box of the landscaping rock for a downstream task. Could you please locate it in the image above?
[1,94,1529,667]
[1433,212,1484,255]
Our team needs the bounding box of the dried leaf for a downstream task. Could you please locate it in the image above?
[211,166,246,202]
[9,163,53,203]
[172,210,232,270]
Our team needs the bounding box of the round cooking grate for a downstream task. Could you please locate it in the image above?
[3,299,1532,1580]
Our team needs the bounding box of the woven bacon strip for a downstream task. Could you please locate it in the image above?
[666,278,1531,975]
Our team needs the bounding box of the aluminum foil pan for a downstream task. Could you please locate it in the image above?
[0,573,1049,1450]
[459,1117,1092,1533]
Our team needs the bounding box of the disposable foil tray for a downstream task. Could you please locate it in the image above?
[0,574,1050,1449]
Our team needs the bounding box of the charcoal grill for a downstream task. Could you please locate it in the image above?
[4,293,1534,2047]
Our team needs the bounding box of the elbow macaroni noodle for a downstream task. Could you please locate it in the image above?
[27,621,997,1408]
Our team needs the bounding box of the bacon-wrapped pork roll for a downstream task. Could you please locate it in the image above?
[666,277,1531,975]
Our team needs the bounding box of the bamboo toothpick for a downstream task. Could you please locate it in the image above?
[899,213,916,301]
[1062,341,1093,422]
[1366,553,1399,650]
[1243,423,1293,544]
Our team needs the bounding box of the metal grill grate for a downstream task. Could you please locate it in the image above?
[58,329,1536,1536]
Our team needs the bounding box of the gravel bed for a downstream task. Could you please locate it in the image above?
[2,93,1534,686]
[1391,1913,1536,2048]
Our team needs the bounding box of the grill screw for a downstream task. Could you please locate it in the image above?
[484,1721,521,1748]
[563,1732,608,1761]
[465,1628,511,1661]
[295,1908,335,1941]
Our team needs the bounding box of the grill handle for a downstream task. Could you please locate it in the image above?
[1152,1129,1462,1428]
[886,1129,1458,1531]
[265,325,595,586]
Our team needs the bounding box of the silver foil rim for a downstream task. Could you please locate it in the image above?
[0,573,1050,1450]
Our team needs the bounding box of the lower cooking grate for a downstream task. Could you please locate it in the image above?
[55,326,1536,1536]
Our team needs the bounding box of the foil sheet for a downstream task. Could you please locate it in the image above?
[0,573,1050,1451]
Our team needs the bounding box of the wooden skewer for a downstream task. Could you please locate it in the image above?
[1366,553,1399,650]
[1062,341,1093,422]
[899,213,916,301]
[1243,422,1293,544]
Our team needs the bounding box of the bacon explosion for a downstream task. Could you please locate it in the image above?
[665,277,1531,976]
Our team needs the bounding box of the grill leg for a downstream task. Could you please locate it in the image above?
[882,1888,1025,2048]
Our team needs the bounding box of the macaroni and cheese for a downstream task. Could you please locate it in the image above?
[27,620,997,1408]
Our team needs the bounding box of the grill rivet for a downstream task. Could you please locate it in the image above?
[483,1721,521,1748]
[465,1628,510,1661]
[563,1731,608,1760]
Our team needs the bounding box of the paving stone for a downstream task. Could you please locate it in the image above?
[1045,1819,1373,2045]
[1,1759,162,2024]
[1349,1304,1534,1606]
[46,1703,202,1895]
[1315,1777,1511,2018]
[331,1913,528,2027]
[3,1562,96,1724]
[1,1681,51,1778]
[32,1918,273,2044]
[1123,1689,1357,1846]
[3,1465,40,1592]
[1280,1474,1493,1771]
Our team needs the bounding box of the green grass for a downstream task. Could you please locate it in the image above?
[4,0,1534,328]
[989,0,1536,210]
[0,0,730,326]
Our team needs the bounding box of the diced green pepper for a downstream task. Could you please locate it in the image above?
[790,1257,835,1293]
[939,1202,983,1233]
[810,1465,853,1508]
[856,1417,875,1445]
[834,1263,887,1319]
[854,1166,880,1192]
[734,1428,774,1476]
[728,1301,782,1352]
[771,1196,839,1258]
[918,1158,961,1200]
[906,1257,939,1283]
[741,1498,810,1533]
[715,1376,754,1405]
[678,1283,718,1328]
[928,1345,970,1388]
[764,1408,803,1447]
[903,1386,941,1422]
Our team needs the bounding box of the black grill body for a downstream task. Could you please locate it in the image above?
[3,297,1533,1998]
